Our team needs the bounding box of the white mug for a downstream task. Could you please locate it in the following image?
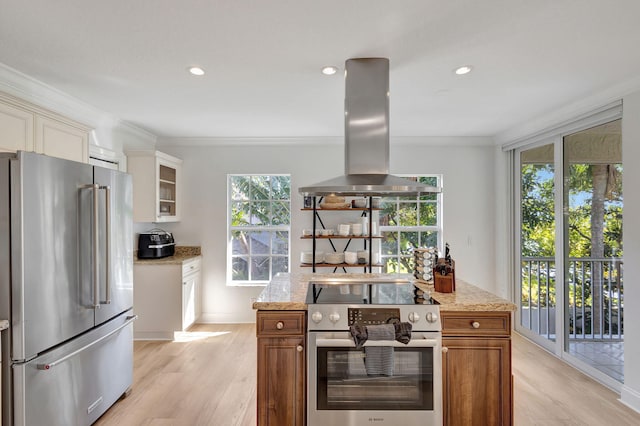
[338,224,350,236]
[344,251,357,264]
[351,223,363,236]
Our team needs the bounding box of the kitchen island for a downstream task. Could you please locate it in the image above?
[253,273,516,426]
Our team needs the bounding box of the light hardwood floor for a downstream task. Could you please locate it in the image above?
[95,323,640,425]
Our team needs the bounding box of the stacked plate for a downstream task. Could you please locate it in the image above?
[300,251,324,264]
[324,252,345,264]
[413,247,437,283]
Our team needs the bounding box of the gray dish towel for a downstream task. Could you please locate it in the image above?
[349,322,413,349]
[349,323,413,376]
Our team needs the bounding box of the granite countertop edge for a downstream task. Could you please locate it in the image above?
[134,246,202,265]
[252,273,517,312]
[0,319,8,331]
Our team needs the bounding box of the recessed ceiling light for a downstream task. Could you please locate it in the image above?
[321,66,338,75]
[454,65,473,75]
[188,66,205,76]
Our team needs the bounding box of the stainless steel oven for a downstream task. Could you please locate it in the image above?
[306,277,443,426]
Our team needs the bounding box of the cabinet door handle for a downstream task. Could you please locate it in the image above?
[297,345,303,352]
[442,347,448,353]
[472,321,480,329]
[276,321,284,330]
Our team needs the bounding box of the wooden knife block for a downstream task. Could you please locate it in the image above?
[433,259,455,293]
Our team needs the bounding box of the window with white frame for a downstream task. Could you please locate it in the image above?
[379,175,443,273]
[228,175,291,285]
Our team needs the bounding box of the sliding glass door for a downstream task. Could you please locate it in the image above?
[515,119,623,387]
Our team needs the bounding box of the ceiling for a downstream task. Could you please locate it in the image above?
[1,0,639,140]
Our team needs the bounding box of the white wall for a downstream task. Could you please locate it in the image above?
[152,137,495,323]
[620,90,640,411]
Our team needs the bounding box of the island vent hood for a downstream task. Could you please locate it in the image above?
[299,57,441,196]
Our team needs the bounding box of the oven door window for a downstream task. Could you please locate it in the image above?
[317,346,434,411]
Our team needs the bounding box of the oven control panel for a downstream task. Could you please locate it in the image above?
[348,308,401,326]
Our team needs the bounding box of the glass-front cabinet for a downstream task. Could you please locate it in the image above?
[126,150,183,222]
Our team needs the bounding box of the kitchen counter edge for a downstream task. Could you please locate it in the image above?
[0,319,8,331]
[252,273,516,312]
[134,246,202,265]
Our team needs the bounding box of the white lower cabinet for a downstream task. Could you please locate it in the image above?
[133,256,201,340]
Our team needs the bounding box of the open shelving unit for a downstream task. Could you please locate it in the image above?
[301,196,382,273]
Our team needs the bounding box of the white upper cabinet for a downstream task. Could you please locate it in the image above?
[126,150,183,223]
[35,115,88,163]
[0,91,90,163]
[0,100,34,153]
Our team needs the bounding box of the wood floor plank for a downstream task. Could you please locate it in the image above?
[95,324,640,426]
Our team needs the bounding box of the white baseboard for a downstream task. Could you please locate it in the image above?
[198,312,256,324]
[620,385,640,414]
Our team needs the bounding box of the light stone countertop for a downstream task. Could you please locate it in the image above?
[253,272,516,312]
[134,246,202,265]
[0,319,8,331]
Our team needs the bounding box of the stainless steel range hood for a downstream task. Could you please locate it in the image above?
[299,58,441,196]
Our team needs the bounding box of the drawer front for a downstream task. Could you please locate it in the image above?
[441,311,511,337]
[182,257,201,276]
[257,311,306,336]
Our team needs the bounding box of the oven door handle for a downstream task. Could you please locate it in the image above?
[315,338,439,348]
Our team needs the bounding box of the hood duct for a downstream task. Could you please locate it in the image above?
[299,58,441,196]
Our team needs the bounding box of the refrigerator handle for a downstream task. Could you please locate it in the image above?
[100,185,111,304]
[87,183,101,309]
[36,315,138,371]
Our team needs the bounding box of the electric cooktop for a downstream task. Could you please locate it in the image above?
[306,280,437,305]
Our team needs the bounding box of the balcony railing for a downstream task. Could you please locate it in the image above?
[521,257,623,341]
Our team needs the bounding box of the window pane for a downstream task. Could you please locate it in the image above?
[421,231,438,247]
[381,231,398,255]
[419,203,437,226]
[231,231,249,255]
[251,256,270,281]
[249,231,270,254]
[231,202,249,226]
[271,176,290,200]
[383,257,402,273]
[232,257,248,280]
[397,255,414,273]
[272,231,289,255]
[272,256,289,274]
[251,176,270,200]
[230,176,250,200]
[400,231,419,255]
[250,201,270,225]
[272,201,290,225]
[397,202,418,226]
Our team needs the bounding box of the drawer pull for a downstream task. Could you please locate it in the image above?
[276,321,284,330]
[297,345,303,352]
[442,347,448,353]
[472,321,480,329]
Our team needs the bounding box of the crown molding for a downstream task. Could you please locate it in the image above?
[496,74,640,146]
[392,136,495,147]
[0,61,156,149]
[156,136,343,147]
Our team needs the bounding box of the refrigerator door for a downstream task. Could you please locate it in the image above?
[10,152,95,361]
[94,167,133,325]
[12,310,135,426]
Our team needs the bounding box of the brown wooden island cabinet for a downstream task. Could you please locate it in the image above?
[256,310,307,426]
[441,311,513,426]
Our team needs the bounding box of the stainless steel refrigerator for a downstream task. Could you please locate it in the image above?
[0,151,136,425]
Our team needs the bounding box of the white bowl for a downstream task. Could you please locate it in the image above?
[353,198,367,208]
